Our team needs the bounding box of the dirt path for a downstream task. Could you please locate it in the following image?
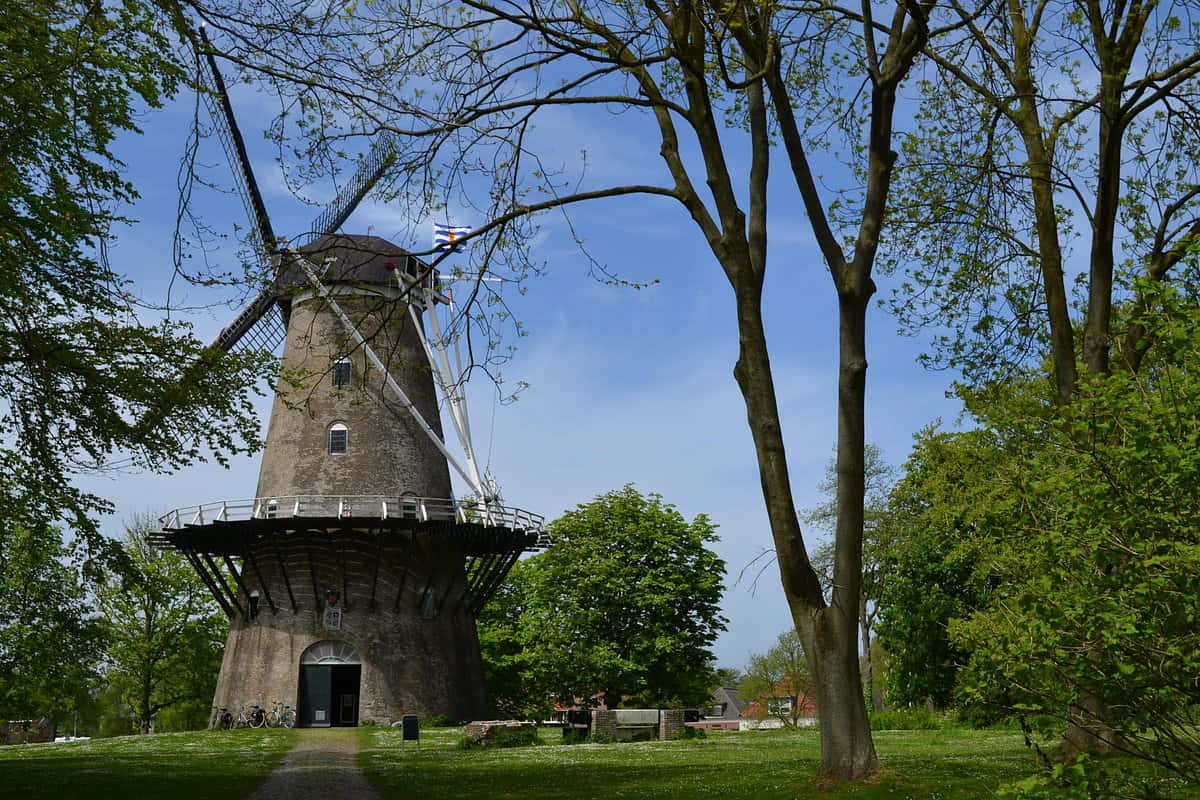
[246,728,381,800]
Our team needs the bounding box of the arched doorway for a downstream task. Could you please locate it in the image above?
[298,641,362,728]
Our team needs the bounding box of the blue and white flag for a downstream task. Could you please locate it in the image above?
[433,223,471,253]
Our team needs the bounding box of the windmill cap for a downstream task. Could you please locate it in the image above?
[275,233,428,291]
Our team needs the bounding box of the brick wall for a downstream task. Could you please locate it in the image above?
[591,709,618,739]
[659,708,684,739]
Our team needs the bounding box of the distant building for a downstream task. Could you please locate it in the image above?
[706,687,745,721]
[741,679,817,729]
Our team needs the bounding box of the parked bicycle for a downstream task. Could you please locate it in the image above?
[233,703,267,728]
[267,701,296,729]
[212,706,234,730]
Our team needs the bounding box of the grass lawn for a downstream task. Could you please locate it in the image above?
[2,725,1195,799]
[0,727,298,800]
[357,726,1040,799]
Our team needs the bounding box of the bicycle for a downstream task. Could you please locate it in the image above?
[267,701,296,729]
[234,703,267,728]
[212,706,234,730]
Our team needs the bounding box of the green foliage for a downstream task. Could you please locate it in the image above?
[739,628,814,728]
[0,0,266,561]
[457,727,540,749]
[928,286,1200,795]
[421,714,460,728]
[669,726,707,741]
[96,515,227,734]
[0,522,106,722]
[874,428,1000,709]
[478,485,727,713]
[997,755,1128,800]
[476,561,545,720]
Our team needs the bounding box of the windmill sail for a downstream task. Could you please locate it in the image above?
[299,132,399,250]
[197,26,399,355]
[195,25,286,354]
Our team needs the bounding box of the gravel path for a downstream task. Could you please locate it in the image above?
[246,728,382,800]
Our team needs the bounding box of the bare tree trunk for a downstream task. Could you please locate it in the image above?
[816,287,879,777]
[731,281,880,779]
[860,593,881,712]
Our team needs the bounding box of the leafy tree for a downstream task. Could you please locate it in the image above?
[712,665,743,690]
[874,428,999,710]
[478,486,726,712]
[739,628,814,728]
[887,0,1200,756]
[476,561,547,720]
[0,519,105,723]
[948,286,1200,791]
[890,0,1200,401]
[0,0,265,562]
[97,515,227,733]
[183,0,934,775]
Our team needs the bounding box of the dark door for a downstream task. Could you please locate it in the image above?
[330,665,361,727]
[298,664,361,728]
[299,665,333,727]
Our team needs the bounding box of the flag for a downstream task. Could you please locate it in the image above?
[433,223,471,253]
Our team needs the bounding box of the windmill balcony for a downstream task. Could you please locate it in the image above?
[158,495,546,539]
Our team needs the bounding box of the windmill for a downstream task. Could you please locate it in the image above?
[151,27,545,727]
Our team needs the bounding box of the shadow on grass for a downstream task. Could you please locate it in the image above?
[357,727,1037,800]
[0,728,299,800]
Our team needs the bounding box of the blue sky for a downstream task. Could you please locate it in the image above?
[81,69,966,672]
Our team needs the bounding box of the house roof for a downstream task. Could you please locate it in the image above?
[713,686,745,716]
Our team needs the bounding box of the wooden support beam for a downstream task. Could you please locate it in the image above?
[469,547,523,616]
[270,531,298,612]
[184,549,235,619]
[369,533,382,611]
[241,536,278,614]
[392,530,414,611]
[305,535,321,609]
[203,552,243,618]
[335,532,349,612]
[223,554,252,620]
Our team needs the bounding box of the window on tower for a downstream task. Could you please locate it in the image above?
[332,358,352,388]
[328,422,348,454]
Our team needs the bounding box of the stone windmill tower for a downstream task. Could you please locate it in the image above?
[153,31,543,727]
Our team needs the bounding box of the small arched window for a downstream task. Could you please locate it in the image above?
[328,422,348,455]
[332,358,352,389]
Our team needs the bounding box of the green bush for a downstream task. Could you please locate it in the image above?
[669,726,707,741]
[423,714,460,728]
[869,707,943,730]
[457,727,540,749]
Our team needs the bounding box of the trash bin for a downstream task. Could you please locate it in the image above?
[401,714,419,752]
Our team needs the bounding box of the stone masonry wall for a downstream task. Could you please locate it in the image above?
[591,710,618,740]
[659,708,685,739]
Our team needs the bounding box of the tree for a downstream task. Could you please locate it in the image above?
[946,287,1200,793]
[0,0,265,563]
[478,486,726,711]
[97,515,227,733]
[739,629,815,728]
[181,0,933,776]
[873,428,998,711]
[476,561,547,720]
[806,444,896,711]
[886,0,1200,756]
[0,519,106,723]
[890,0,1200,401]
